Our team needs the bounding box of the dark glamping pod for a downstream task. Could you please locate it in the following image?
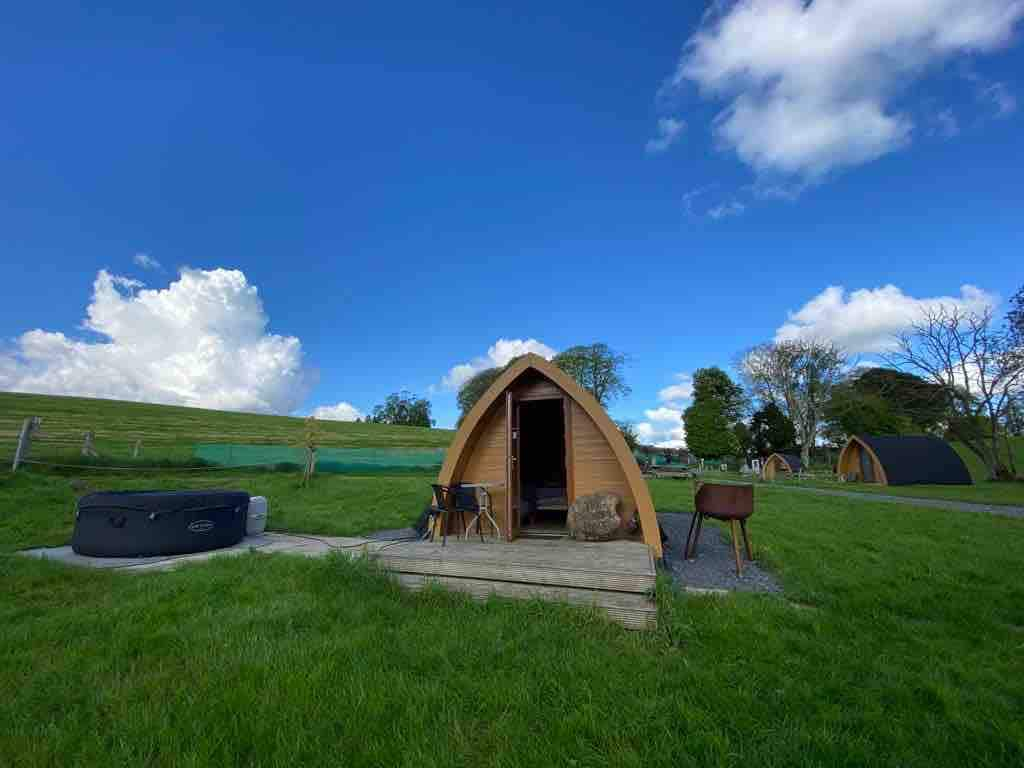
[836,435,973,486]
[72,490,250,557]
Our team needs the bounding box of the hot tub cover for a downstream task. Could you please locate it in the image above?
[72,490,250,557]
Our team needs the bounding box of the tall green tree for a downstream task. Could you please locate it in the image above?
[849,367,949,433]
[683,365,746,459]
[740,339,847,467]
[370,391,434,427]
[552,343,630,407]
[749,403,797,457]
[456,367,504,425]
[1008,283,1024,344]
[822,383,916,444]
[616,421,640,452]
[692,367,747,422]
[683,401,738,459]
[886,303,1024,480]
[732,421,753,458]
[454,354,536,424]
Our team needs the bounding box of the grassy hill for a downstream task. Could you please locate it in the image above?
[0,391,454,464]
[951,437,1024,483]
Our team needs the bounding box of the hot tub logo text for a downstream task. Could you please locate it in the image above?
[188,520,215,533]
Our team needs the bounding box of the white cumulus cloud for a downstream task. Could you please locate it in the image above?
[658,372,694,404]
[668,0,1024,180]
[442,338,556,390]
[645,117,686,154]
[645,406,685,423]
[312,401,364,421]
[0,268,313,413]
[636,380,691,447]
[636,419,687,448]
[775,283,998,354]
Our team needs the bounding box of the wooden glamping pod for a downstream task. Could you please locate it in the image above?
[761,453,802,480]
[437,354,661,559]
[836,435,972,486]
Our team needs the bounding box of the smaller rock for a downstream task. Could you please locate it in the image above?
[567,493,622,541]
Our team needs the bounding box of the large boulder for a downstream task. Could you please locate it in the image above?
[567,493,622,541]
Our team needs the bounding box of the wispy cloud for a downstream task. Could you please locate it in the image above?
[933,108,960,138]
[707,201,746,220]
[681,185,714,216]
[980,81,1017,117]
[645,117,686,154]
[133,252,163,271]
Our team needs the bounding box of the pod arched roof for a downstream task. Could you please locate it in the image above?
[843,435,972,486]
[438,354,661,558]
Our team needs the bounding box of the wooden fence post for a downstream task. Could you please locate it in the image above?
[81,431,99,457]
[12,417,41,472]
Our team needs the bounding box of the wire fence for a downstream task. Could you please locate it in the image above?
[7,420,446,477]
[16,459,285,473]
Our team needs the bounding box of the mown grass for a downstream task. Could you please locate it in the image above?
[2,471,1023,766]
[0,391,454,463]
[772,475,1024,506]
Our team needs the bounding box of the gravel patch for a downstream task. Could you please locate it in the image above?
[658,512,781,594]
[771,486,1024,518]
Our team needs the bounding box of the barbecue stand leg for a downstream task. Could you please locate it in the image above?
[684,511,698,559]
[730,520,743,576]
[686,512,705,559]
[740,519,753,560]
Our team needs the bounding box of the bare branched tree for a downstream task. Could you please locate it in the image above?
[739,339,847,468]
[884,304,1024,480]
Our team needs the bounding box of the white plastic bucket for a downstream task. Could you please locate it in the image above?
[246,496,268,536]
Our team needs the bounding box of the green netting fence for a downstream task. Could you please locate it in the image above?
[633,451,693,469]
[194,444,446,475]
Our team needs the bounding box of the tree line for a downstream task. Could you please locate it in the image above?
[358,283,1023,482]
[362,343,631,430]
[682,284,1024,481]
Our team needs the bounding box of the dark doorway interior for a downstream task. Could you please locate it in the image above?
[518,398,568,530]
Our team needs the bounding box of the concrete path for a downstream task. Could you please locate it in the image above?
[19,532,376,572]
[766,485,1024,519]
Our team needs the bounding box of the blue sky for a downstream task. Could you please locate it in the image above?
[1,1,1022,439]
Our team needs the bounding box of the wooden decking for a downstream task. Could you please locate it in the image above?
[22,533,658,630]
[371,538,657,630]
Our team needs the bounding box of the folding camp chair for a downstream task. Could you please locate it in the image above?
[426,483,461,546]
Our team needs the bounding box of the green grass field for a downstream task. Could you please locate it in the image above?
[0,391,454,464]
[2,468,1023,766]
[4,390,1022,506]
[775,475,1024,506]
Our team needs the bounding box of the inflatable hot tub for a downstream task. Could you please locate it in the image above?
[72,490,250,557]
